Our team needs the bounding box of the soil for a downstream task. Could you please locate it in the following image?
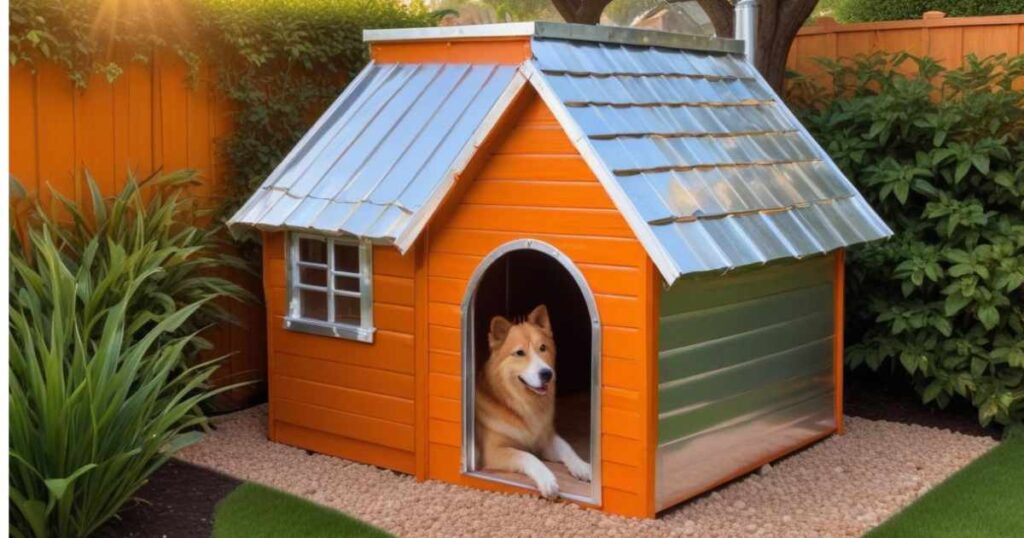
[843,367,1002,440]
[94,459,241,538]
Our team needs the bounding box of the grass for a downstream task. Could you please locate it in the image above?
[867,439,1024,538]
[213,483,392,538]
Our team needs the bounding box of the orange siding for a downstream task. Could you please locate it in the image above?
[422,91,657,518]
[263,232,419,474]
[371,38,531,64]
[10,57,265,408]
[789,13,1024,86]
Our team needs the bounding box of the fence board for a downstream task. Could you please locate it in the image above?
[789,12,1024,82]
[8,54,265,409]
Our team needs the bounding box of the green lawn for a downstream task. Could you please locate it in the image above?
[213,483,392,538]
[867,439,1024,538]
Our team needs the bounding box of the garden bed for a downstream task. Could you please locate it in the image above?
[95,460,240,538]
[176,405,996,537]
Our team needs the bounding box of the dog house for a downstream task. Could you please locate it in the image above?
[229,22,891,518]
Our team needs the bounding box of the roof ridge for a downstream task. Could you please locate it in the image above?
[363,22,743,55]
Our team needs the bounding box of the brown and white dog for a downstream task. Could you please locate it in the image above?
[475,304,592,498]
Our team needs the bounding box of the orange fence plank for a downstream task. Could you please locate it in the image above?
[10,65,38,189]
[789,13,1024,81]
[34,63,77,211]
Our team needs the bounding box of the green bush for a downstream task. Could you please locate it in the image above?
[833,0,1024,23]
[789,53,1024,429]
[9,172,248,537]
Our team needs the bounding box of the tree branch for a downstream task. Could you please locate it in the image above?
[690,0,734,37]
[550,0,614,24]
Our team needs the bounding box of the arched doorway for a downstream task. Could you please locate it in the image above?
[460,239,601,504]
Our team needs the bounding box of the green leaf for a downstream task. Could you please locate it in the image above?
[971,153,990,174]
[922,381,944,403]
[978,305,999,330]
[945,293,971,315]
[44,463,98,501]
[900,352,919,375]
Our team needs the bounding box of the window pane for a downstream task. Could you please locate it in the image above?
[334,295,361,325]
[298,238,327,264]
[299,266,327,287]
[334,275,360,293]
[334,243,360,273]
[299,289,328,321]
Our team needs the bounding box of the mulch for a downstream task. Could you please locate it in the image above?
[94,459,241,538]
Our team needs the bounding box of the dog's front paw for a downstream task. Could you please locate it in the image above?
[533,466,560,498]
[567,459,592,482]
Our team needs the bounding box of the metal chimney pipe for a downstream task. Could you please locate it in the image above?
[734,0,759,65]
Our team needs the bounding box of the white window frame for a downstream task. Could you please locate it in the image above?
[284,233,375,343]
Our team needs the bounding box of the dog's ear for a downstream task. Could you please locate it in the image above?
[527,305,552,336]
[489,316,512,350]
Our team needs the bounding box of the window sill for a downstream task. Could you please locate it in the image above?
[283,317,376,343]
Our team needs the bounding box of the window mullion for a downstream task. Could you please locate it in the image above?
[327,238,336,323]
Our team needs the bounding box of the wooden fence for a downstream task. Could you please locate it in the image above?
[788,11,1024,80]
[9,52,265,409]
[9,12,1024,409]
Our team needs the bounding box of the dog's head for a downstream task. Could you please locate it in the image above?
[487,305,556,397]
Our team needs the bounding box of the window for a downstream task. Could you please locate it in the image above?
[285,234,374,342]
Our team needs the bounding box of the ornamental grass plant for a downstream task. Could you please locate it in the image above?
[9,170,248,537]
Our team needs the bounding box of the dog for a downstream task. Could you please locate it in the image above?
[474,304,592,498]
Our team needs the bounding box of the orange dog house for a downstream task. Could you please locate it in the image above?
[229,22,890,518]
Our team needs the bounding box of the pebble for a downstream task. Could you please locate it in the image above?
[179,406,996,538]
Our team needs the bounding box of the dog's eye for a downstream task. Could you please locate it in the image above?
[514,349,526,357]
[538,344,547,352]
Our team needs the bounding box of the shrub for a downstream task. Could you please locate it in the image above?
[32,169,252,354]
[833,0,1024,23]
[9,227,224,538]
[789,53,1024,429]
[9,171,248,537]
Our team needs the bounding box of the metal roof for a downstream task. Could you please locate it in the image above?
[229,62,526,248]
[230,24,891,283]
[523,38,891,281]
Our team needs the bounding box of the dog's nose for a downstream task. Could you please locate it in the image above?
[539,368,553,383]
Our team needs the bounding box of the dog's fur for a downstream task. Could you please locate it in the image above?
[475,304,592,498]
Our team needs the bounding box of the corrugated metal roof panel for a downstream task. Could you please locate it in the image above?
[527,37,891,280]
[228,62,523,244]
[230,27,889,283]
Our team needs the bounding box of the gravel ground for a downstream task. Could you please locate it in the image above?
[179,406,996,538]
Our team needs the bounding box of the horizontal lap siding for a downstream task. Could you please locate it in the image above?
[654,255,838,510]
[263,231,417,474]
[424,93,656,517]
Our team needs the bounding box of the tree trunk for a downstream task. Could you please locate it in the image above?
[550,0,615,25]
[682,0,817,92]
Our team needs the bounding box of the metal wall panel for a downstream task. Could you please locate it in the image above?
[655,255,837,511]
